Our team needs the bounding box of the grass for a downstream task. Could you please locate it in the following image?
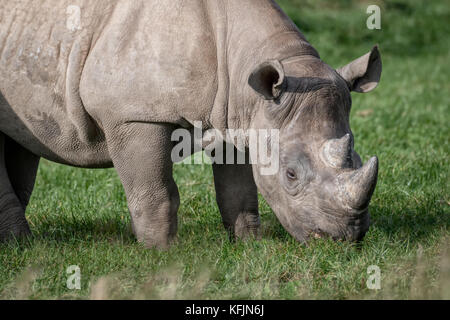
[1,0,449,299]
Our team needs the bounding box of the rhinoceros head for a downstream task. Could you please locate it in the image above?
[248,46,382,242]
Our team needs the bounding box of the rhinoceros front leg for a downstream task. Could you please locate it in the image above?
[0,133,36,241]
[106,122,180,249]
[212,157,260,240]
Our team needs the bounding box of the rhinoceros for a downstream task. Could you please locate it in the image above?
[0,0,381,248]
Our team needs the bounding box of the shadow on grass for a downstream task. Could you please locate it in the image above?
[370,198,449,243]
[4,196,447,250]
[22,215,137,247]
[3,213,227,250]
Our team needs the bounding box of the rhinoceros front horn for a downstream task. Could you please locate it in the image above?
[342,156,378,210]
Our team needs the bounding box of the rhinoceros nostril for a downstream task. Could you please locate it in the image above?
[310,228,326,239]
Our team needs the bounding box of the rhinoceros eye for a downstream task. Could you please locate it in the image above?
[286,168,297,181]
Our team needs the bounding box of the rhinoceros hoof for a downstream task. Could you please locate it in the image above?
[134,224,177,250]
[231,213,261,240]
[137,235,177,250]
[0,222,31,242]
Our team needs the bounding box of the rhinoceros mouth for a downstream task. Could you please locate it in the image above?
[301,208,370,242]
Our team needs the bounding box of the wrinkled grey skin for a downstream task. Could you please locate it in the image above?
[0,0,381,248]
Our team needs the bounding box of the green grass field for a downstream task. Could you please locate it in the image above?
[1,0,449,299]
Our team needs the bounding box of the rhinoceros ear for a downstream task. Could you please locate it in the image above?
[337,45,382,93]
[248,60,285,100]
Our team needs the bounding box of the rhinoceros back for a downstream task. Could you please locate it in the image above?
[0,0,115,166]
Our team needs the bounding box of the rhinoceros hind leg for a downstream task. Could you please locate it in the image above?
[4,136,40,210]
[0,134,35,241]
[212,149,260,240]
[106,122,180,249]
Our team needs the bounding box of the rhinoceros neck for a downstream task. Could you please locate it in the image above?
[207,0,319,142]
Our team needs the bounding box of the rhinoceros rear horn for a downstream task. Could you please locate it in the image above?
[248,60,285,100]
[337,45,382,93]
[321,134,353,168]
[343,156,379,210]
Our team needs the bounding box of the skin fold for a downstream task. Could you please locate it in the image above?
[0,0,381,248]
